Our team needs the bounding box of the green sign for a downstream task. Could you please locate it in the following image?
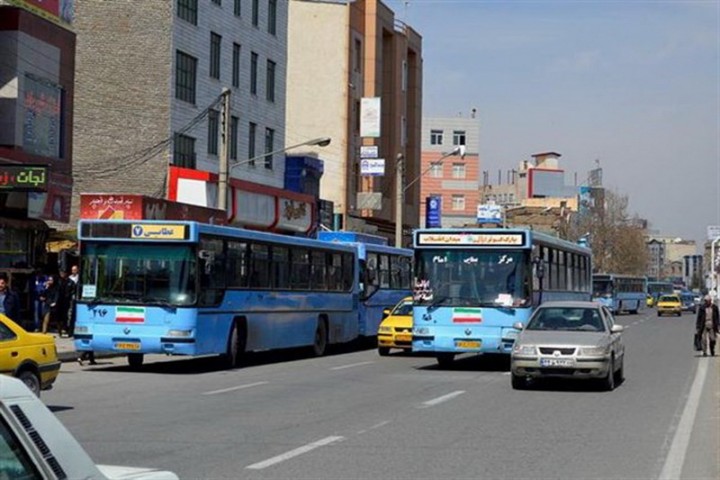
[0,165,49,191]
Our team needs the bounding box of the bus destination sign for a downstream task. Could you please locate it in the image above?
[131,224,187,240]
[417,232,524,246]
[0,165,49,191]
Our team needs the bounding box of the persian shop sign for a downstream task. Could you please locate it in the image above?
[0,165,49,191]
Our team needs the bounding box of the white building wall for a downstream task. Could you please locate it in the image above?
[171,0,288,189]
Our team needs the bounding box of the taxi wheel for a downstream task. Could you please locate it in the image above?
[18,371,41,397]
[378,347,390,356]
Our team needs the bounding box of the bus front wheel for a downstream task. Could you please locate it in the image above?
[436,353,455,368]
[128,353,144,369]
[224,320,247,368]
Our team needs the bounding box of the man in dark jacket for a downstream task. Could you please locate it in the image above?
[0,274,21,323]
[696,295,720,356]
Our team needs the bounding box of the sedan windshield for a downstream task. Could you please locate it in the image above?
[526,307,606,332]
[80,243,197,306]
[392,302,413,316]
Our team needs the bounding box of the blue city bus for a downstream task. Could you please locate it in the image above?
[592,274,647,314]
[411,228,592,367]
[74,220,362,368]
[317,231,412,336]
[646,281,674,306]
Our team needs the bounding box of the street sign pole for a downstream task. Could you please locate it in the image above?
[711,236,720,303]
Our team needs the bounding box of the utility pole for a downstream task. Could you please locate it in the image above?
[395,153,404,248]
[218,88,232,212]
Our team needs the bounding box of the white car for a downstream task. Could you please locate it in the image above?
[0,375,179,480]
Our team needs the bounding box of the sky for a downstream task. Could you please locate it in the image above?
[386,0,720,248]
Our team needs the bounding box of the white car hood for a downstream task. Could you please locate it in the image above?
[97,464,179,480]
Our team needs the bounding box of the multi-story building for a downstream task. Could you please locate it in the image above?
[418,115,480,228]
[73,0,319,234]
[646,236,697,281]
[683,254,703,289]
[286,0,422,243]
[0,0,75,320]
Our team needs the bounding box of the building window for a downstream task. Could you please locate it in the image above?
[452,163,466,179]
[248,122,257,165]
[429,163,443,178]
[453,130,466,146]
[266,60,276,102]
[268,0,277,35]
[174,134,196,168]
[234,0,241,15]
[177,0,197,25]
[210,32,222,80]
[250,52,258,94]
[401,60,408,92]
[175,51,197,104]
[430,129,443,145]
[232,43,241,88]
[252,0,259,26]
[230,116,239,160]
[208,110,219,155]
[354,38,362,72]
[452,194,465,211]
[264,127,274,169]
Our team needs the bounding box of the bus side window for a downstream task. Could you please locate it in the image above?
[226,241,248,288]
[198,237,226,306]
[342,253,354,291]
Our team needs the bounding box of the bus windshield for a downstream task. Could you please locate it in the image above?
[593,279,613,297]
[80,243,197,306]
[414,249,530,307]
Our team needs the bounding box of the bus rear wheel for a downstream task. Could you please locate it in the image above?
[128,353,144,369]
[311,319,328,357]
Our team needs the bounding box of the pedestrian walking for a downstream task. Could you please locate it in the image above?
[29,267,47,332]
[57,270,73,337]
[40,275,61,335]
[0,273,21,323]
[695,295,719,356]
[67,265,80,337]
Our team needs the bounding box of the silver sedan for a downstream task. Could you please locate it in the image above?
[510,301,625,390]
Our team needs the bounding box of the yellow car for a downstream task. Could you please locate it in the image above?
[656,295,682,317]
[646,294,654,308]
[0,314,60,396]
[377,296,413,356]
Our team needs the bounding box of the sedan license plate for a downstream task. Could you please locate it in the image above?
[115,342,141,351]
[455,340,481,349]
[395,334,412,342]
[539,357,574,367]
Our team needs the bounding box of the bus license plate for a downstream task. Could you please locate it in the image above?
[115,342,141,351]
[455,340,481,349]
[395,334,412,342]
[539,358,574,367]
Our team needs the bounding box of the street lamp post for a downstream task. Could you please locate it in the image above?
[217,136,332,214]
[711,235,720,302]
[394,145,464,247]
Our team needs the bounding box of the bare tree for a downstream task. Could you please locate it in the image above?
[565,189,648,275]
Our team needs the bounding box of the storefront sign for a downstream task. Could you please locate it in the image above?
[80,194,225,224]
[426,196,442,228]
[0,165,49,191]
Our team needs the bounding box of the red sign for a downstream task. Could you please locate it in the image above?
[80,194,226,225]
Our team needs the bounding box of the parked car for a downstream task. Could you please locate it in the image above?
[377,296,412,356]
[656,294,682,317]
[0,375,179,480]
[510,301,625,391]
[0,313,60,396]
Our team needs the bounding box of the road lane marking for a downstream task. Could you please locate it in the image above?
[246,436,345,470]
[419,390,466,408]
[330,361,374,371]
[658,358,709,480]
[358,420,391,434]
[202,381,269,396]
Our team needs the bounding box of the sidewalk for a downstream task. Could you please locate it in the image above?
[54,335,122,363]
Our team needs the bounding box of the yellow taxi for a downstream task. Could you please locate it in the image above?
[0,314,60,396]
[646,294,654,308]
[656,294,682,317]
[377,296,413,356]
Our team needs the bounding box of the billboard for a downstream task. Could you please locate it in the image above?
[477,203,503,224]
[5,0,74,30]
[425,196,442,228]
[23,74,63,159]
[360,97,381,138]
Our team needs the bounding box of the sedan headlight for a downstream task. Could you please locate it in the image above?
[378,326,392,333]
[513,344,537,355]
[580,346,609,356]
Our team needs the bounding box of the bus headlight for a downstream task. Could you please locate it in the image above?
[413,327,430,335]
[167,329,193,337]
[74,326,89,334]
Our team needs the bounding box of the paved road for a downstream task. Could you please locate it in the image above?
[43,309,719,479]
